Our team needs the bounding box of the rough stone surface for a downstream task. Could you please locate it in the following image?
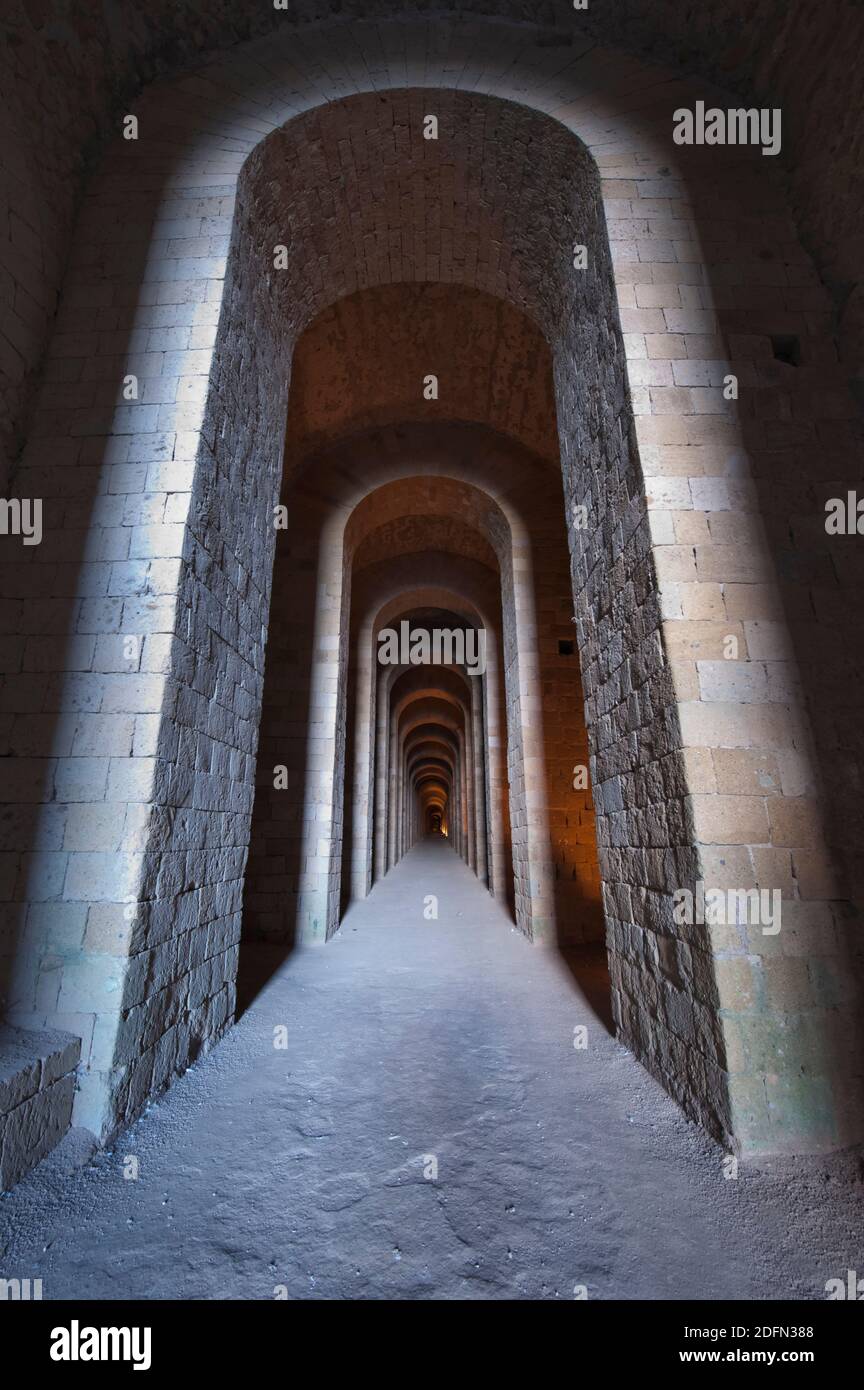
[0,1024,80,1190]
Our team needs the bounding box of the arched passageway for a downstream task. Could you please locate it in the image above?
[237,286,605,1012]
[241,387,601,955]
[1,13,862,1253]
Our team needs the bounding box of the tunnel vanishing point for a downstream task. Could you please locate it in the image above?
[0,0,863,1241]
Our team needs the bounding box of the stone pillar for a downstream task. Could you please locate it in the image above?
[471,680,489,886]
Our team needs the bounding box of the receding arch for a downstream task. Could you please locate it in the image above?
[1,20,857,1165]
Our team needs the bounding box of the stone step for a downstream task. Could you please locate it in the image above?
[0,1026,81,1192]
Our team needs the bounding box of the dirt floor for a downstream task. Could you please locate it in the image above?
[1,836,862,1300]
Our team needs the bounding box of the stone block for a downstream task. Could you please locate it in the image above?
[689,793,769,844]
[0,1025,80,1190]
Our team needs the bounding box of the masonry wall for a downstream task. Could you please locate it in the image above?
[0,27,859,1161]
[631,141,864,1150]
[557,119,864,1152]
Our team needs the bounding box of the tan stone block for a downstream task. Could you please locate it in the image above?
[649,386,694,415]
[636,416,691,445]
[742,620,796,661]
[84,904,135,955]
[695,543,776,585]
[768,797,825,848]
[663,619,743,660]
[699,845,754,888]
[723,584,786,621]
[707,916,747,951]
[659,582,684,619]
[750,847,795,896]
[707,512,768,548]
[681,746,716,794]
[712,749,780,796]
[743,917,785,956]
[648,509,677,544]
[681,417,741,447]
[777,901,837,957]
[689,793,769,844]
[627,358,674,386]
[680,582,725,620]
[678,700,795,751]
[683,335,728,360]
[644,475,693,509]
[775,750,819,798]
[697,659,767,703]
[668,659,698,699]
[601,179,639,199]
[763,957,813,1011]
[637,444,698,476]
[673,511,711,545]
[714,956,760,1012]
[653,545,698,582]
[720,1016,748,1073]
[792,847,844,900]
[659,444,734,477]
[645,333,687,359]
[636,284,682,309]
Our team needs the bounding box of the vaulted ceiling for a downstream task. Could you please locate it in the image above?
[1,0,861,469]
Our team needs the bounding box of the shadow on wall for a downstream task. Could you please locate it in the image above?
[0,172,215,1136]
[234,498,324,1012]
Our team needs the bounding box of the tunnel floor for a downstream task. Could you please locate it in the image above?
[1,835,861,1300]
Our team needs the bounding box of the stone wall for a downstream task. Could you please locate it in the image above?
[0,25,859,1163]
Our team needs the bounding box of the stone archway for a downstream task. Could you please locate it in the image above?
[1,27,859,1163]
